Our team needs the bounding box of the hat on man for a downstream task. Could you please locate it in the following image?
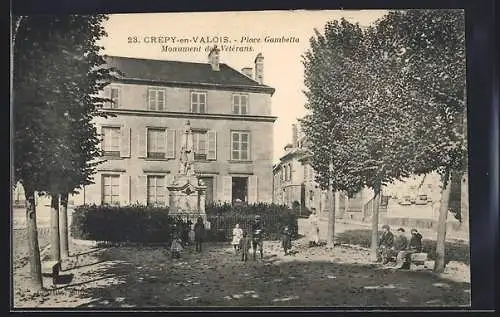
[397,227,405,232]
[410,228,418,234]
[382,224,390,230]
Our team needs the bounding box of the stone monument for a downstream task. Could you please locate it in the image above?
[167,121,209,226]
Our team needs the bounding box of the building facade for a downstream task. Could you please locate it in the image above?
[76,48,276,206]
[272,123,371,217]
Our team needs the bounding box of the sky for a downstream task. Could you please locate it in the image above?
[99,10,388,162]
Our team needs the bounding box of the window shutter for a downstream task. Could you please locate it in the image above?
[248,175,258,204]
[85,173,102,205]
[138,128,148,158]
[207,130,217,160]
[103,86,111,108]
[157,90,165,111]
[222,176,232,204]
[165,174,173,207]
[136,175,148,205]
[120,175,130,205]
[166,129,176,159]
[120,127,131,158]
[148,89,156,110]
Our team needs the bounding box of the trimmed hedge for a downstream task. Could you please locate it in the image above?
[71,202,299,243]
[71,204,175,243]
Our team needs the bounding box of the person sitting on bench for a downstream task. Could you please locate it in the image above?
[391,228,410,268]
[408,229,423,253]
[376,225,394,263]
[398,228,424,268]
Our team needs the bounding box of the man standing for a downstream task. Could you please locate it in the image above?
[376,224,394,263]
[251,215,264,260]
[194,217,205,252]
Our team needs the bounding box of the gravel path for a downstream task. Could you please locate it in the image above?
[12,237,470,308]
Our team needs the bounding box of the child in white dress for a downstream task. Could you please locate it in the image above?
[231,224,244,252]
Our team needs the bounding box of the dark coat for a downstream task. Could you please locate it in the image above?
[409,233,423,252]
[281,231,292,249]
[251,222,264,239]
[393,235,409,251]
[379,231,394,248]
[194,222,205,240]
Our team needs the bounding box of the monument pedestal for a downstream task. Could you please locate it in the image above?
[167,174,209,227]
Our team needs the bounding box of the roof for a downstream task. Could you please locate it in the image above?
[104,55,275,94]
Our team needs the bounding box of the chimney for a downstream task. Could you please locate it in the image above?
[254,53,264,84]
[241,67,253,79]
[292,124,298,147]
[208,45,220,71]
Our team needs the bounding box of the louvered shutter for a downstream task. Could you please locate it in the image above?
[165,174,174,207]
[207,130,217,160]
[166,129,176,159]
[120,127,131,158]
[222,176,232,204]
[157,89,165,111]
[138,128,148,158]
[136,175,148,205]
[248,175,258,203]
[120,175,131,206]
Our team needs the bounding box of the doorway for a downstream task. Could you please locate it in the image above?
[232,177,248,203]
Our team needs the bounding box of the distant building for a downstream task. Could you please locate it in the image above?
[272,123,370,218]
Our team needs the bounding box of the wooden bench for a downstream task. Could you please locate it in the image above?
[42,260,61,285]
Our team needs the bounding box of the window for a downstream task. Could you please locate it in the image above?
[102,175,120,205]
[147,175,165,206]
[147,128,166,159]
[191,92,207,113]
[148,88,166,111]
[106,86,121,108]
[102,127,121,156]
[193,131,207,160]
[231,131,250,161]
[232,94,248,114]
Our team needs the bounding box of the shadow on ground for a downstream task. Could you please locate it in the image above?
[336,229,470,265]
[65,243,470,308]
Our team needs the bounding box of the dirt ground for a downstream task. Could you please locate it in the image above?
[12,235,470,308]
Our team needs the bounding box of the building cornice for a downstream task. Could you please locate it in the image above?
[114,78,276,95]
[99,109,278,123]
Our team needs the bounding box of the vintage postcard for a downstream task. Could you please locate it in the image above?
[11,10,470,309]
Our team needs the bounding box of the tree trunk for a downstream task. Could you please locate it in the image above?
[59,193,69,258]
[327,190,335,247]
[25,188,43,290]
[370,184,381,260]
[434,172,452,273]
[50,194,61,262]
[461,172,469,230]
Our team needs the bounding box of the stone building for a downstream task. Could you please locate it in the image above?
[73,47,276,206]
[272,123,370,217]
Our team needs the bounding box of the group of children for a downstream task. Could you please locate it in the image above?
[231,222,293,262]
[170,216,205,259]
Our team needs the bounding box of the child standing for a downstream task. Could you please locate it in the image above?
[231,224,244,252]
[170,235,183,259]
[239,231,251,262]
[281,226,292,255]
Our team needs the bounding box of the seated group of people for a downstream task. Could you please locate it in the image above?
[376,224,423,269]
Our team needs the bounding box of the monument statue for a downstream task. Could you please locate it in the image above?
[167,120,208,219]
[179,120,195,176]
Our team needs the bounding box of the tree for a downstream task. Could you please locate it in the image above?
[13,15,117,288]
[376,10,466,272]
[34,15,119,259]
[301,18,420,258]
